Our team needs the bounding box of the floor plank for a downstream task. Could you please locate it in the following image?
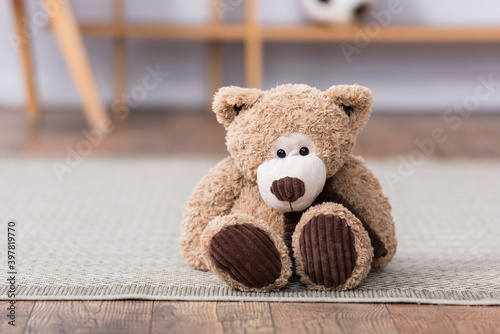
[270,303,399,334]
[0,301,35,334]
[151,301,223,334]
[216,302,275,334]
[388,304,500,334]
[24,300,152,334]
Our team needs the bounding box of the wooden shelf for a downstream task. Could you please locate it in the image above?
[25,0,499,126]
[80,23,500,43]
[79,0,500,100]
[80,23,246,40]
[262,26,500,43]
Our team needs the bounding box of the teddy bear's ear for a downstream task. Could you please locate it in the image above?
[325,84,373,134]
[212,86,263,128]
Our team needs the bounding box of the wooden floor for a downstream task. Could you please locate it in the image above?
[1,108,500,333]
[1,107,500,158]
[1,301,499,334]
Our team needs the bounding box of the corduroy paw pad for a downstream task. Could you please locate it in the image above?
[300,214,357,288]
[209,224,282,289]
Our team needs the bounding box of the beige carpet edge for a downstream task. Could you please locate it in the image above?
[1,287,499,305]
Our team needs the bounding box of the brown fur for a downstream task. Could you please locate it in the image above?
[181,84,397,291]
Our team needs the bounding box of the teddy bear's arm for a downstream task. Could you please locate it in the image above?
[329,155,397,271]
[180,156,243,271]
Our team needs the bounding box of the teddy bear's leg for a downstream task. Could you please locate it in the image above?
[200,214,292,292]
[292,203,374,291]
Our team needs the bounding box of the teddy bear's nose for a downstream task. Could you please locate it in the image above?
[270,177,305,203]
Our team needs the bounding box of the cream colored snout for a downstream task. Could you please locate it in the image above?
[257,133,327,213]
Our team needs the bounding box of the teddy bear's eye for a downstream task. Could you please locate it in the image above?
[277,149,286,158]
[299,147,309,156]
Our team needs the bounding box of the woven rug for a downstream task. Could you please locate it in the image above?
[0,157,499,305]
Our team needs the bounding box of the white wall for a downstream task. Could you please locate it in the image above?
[1,0,500,112]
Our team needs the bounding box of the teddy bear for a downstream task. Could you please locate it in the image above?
[181,84,396,292]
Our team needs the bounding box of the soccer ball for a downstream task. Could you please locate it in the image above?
[300,0,372,25]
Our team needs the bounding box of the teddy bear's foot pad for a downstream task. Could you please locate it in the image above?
[209,224,282,289]
[300,214,357,288]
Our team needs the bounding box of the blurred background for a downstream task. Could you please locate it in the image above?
[1,0,500,158]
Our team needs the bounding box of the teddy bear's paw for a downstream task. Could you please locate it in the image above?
[300,214,356,289]
[294,210,373,291]
[209,223,288,292]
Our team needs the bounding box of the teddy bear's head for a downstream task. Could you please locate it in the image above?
[213,84,372,213]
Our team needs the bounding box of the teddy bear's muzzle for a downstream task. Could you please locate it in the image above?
[270,177,306,203]
[256,132,327,213]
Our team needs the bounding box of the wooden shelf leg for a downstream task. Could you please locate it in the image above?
[244,0,262,89]
[207,41,223,111]
[11,0,39,122]
[112,0,128,119]
[207,0,224,111]
[113,38,128,118]
[43,0,109,129]
[245,37,262,89]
